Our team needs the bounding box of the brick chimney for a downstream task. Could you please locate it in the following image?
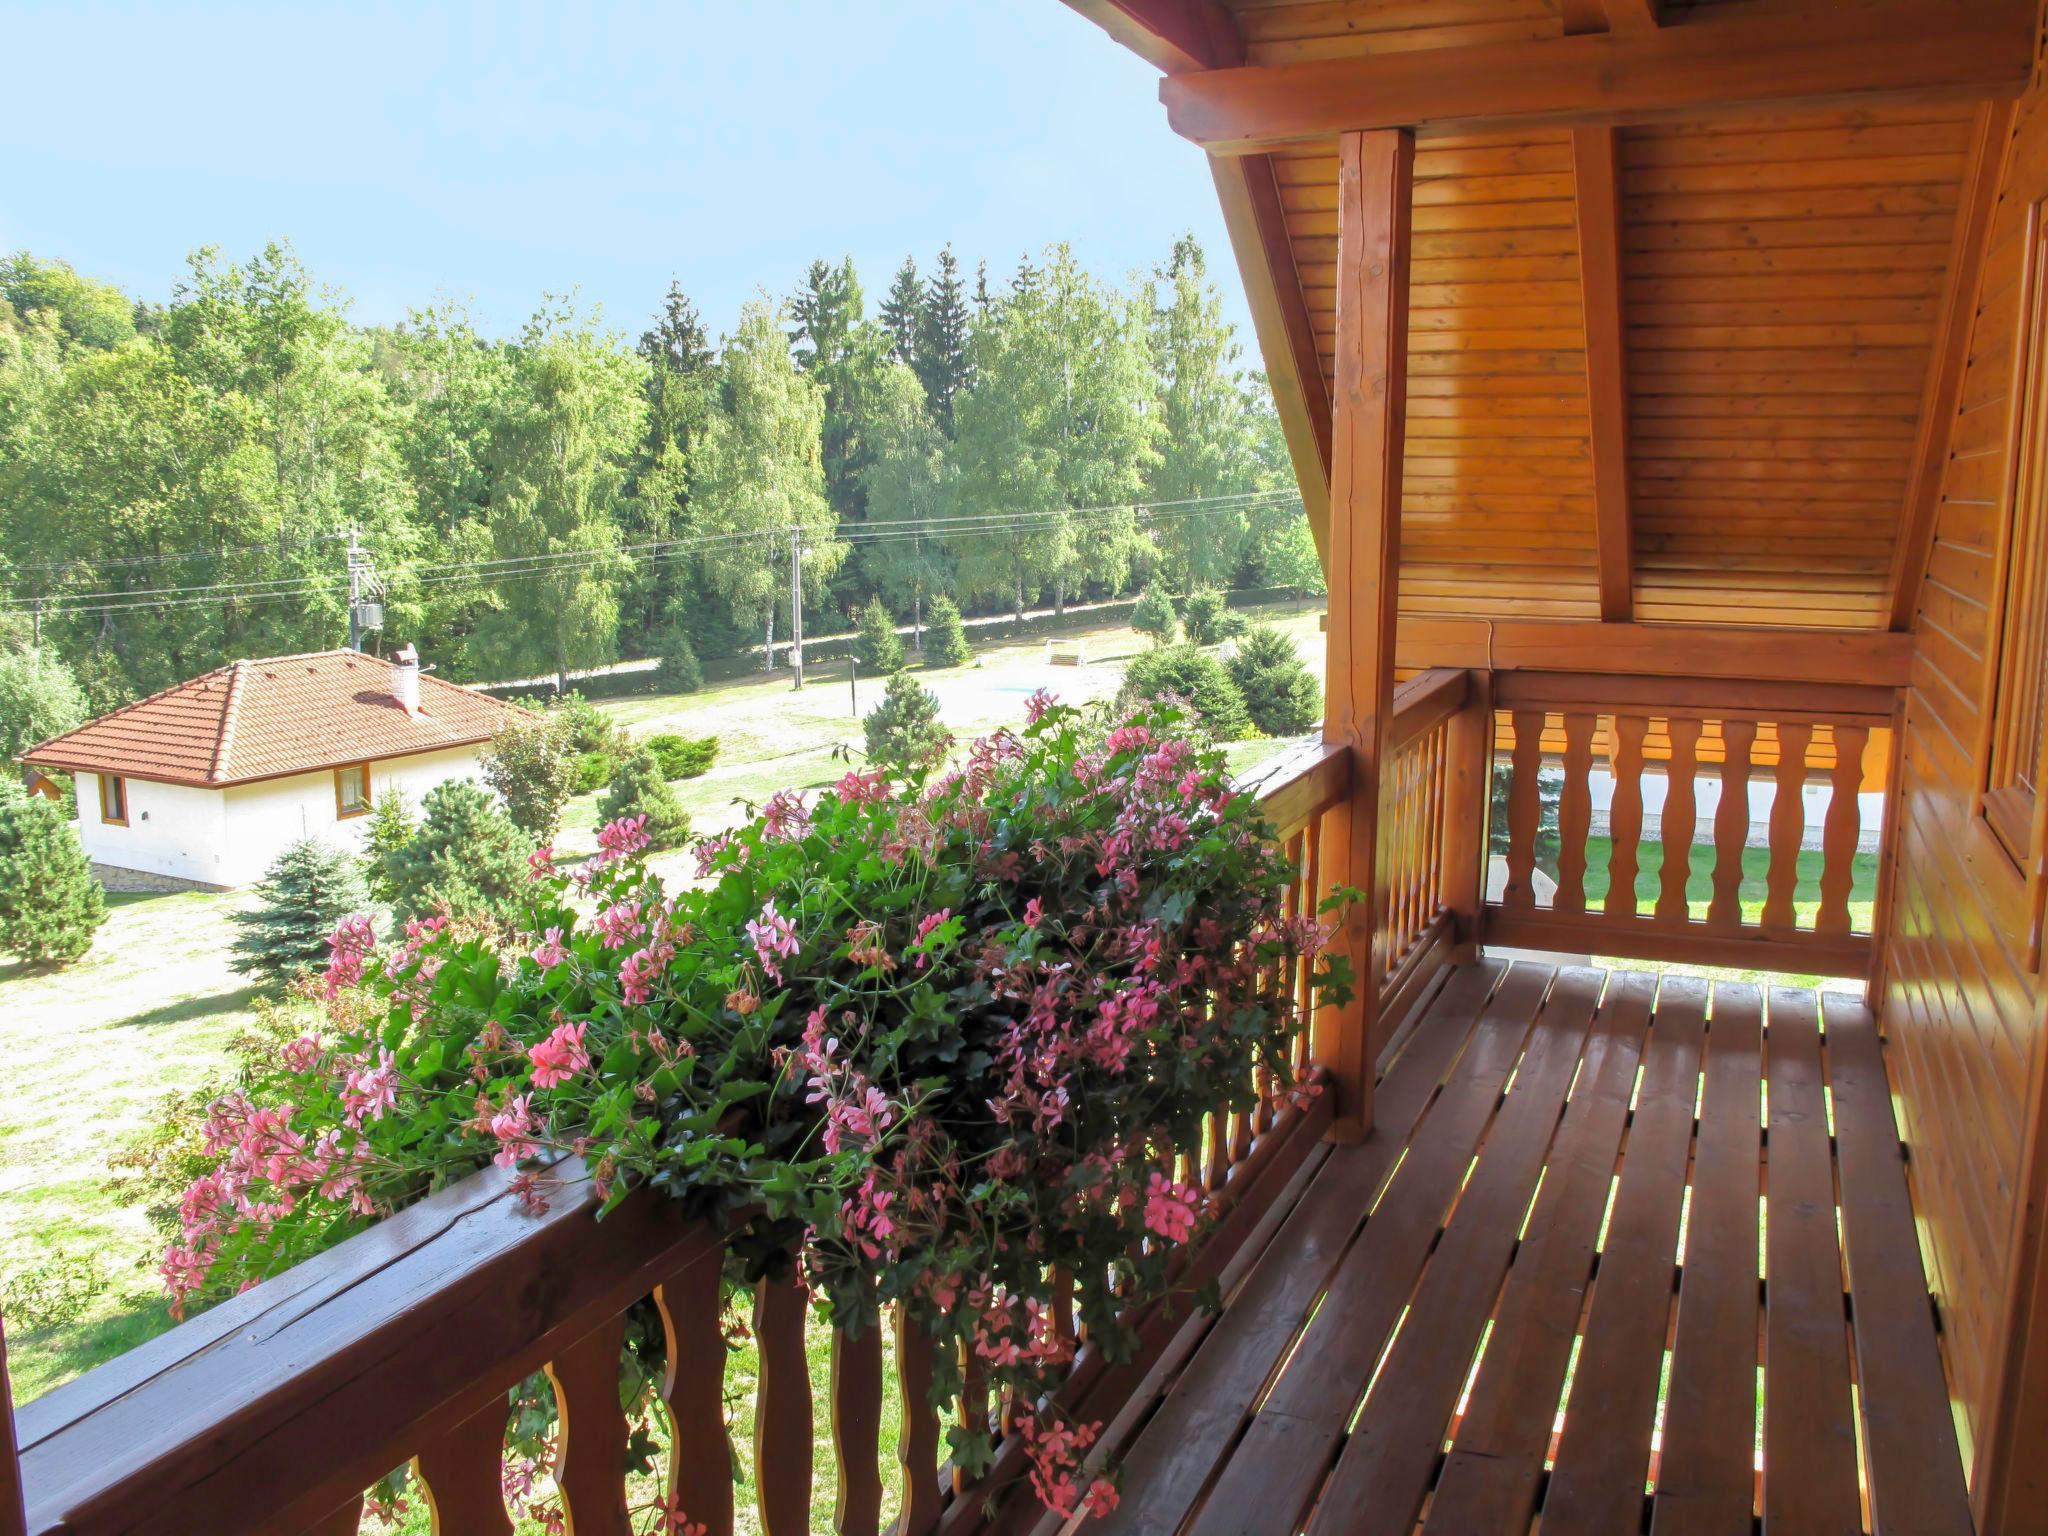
[391,644,422,717]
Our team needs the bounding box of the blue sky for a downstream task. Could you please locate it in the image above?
[1,1,1253,345]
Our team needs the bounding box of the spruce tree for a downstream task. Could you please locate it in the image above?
[879,257,923,366]
[856,596,905,674]
[1132,585,1179,646]
[231,838,371,985]
[1227,625,1323,737]
[363,788,415,902]
[923,595,972,669]
[1118,644,1254,743]
[864,671,950,771]
[916,246,971,433]
[379,780,534,928]
[656,631,703,693]
[599,748,692,851]
[1183,589,1243,646]
[0,779,104,966]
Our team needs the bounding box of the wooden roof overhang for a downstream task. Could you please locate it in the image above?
[1068,0,2038,675]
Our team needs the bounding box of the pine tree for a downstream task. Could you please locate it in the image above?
[856,596,905,674]
[879,257,923,366]
[1133,584,1179,646]
[379,780,533,928]
[864,671,950,771]
[0,778,105,966]
[599,748,692,851]
[230,838,371,985]
[916,246,971,433]
[1228,625,1323,736]
[923,595,972,668]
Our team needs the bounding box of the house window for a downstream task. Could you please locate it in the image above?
[334,762,372,819]
[98,774,128,827]
[1986,200,2048,870]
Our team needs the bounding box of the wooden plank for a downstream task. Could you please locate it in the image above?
[1574,125,1634,620]
[1824,991,1973,1535]
[1888,100,2018,630]
[1760,989,1860,1534]
[1545,977,1709,1535]
[1058,0,1242,75]
[1395,617,1913,687]
[0,1318,23,1536]
[1440,672,1493,950]
[1491,670,1898,724]
[1425,972,1658,1535]
[1485,908,1870,985]
[1319,125,1415,1141]
[1308,968,1605,1534]
[1651,982,1763,1536]
[1160,2,2035,151]
[1091,959,1506,1536]
[1182,963,1557,1536]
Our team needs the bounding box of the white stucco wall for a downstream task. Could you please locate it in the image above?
[82,744,488,888]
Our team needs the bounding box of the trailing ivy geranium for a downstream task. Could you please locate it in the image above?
[163,692,1348,1523]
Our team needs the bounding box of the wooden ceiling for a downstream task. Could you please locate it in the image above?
[1067,0,2034,632]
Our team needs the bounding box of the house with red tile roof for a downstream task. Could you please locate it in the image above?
[20,646,524,890]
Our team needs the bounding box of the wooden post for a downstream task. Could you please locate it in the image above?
[1320,126,1414,1143]
[1441,671,1493,959]
[1,1310,24,1536]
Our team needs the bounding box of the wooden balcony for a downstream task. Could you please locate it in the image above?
[3,668,1962,1536]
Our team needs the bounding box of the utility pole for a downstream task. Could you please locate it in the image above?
[789,526,805,690]
[346,527,363,651]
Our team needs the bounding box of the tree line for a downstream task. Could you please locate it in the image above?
[0,239,1320,713]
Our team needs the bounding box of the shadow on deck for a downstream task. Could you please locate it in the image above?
[1089,958,1968,1536]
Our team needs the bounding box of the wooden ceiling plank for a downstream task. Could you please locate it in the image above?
[1573,126,1634,620]
[1886,99,2019,631]
[1059,0,1243,73]
[1160,2,2035,151]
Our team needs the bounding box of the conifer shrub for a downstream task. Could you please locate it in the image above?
[573,752,616,794]
[856,597,905,674]
[1132,584,1179,646]
[923,595,972,668]
[1227,625,1323,737]
[646,733,718,780]
[1182,589,1246,646]
[362,788,415,903]
[378,780,534,927]
[0,778,105,965]
[598,749,692,851]
[655,633,703,694]
[1117,643,1254,743]
[864,671,951,770]
[550,692,628,757]
[231,838,371,985]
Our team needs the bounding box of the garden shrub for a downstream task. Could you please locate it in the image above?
[1227,625,1322,737]
[856,596,905,675]
[481,710,578,839]
[0,1252,103,1330]
[0,777,104,965]
[1118,644,1254,743]
[598,748,691,851]
[1181,589,1245,647]
[362,788,415,902]
[550,691,628,757]
[655,633,703,694]
[160,696,1346,1523]
[923,594,971,668]
[864,670,949,770]
[645,733,718,781]
[377,779,534,928]
[1131,584,1178,646]
[231,838,371,986]
[573,750,617,794]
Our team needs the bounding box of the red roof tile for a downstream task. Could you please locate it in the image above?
[20,650,525,787]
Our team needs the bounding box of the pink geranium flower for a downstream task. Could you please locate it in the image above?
[527,1021,591,1089]
[531,926,568,969]
[1143,1172,1201,1245]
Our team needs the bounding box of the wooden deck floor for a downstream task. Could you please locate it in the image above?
[1092,959,1971,1536]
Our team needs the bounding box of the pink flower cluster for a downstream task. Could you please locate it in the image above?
[527,1020,591,1089]
[323,912,377,998]
[1015,1413,1118,1520]
[745,900,800,982]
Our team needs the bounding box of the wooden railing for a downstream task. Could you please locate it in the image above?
[6,763,1351,1536]
[1485,672,1897,977]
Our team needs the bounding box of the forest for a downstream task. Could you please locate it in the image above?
[0,237,1318,713]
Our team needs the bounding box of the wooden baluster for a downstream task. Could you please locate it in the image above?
[831,1322,885,1536]
[1051,1267,1076,1354]
[1207,1103,1230,1190]
[1425,724,1450,917]
[546,1315,633,1536]
[656,1240,734,1536]
[1397,744,1421,954]
[1657,716,1702,924]
[1818,724,1869,938]
[414,1400,514,1536]
[300,1498,364,1536]
[754,1270,813,1536]
[1709,718,1757,933]
[1230,1063,1255,1168]
[1299,817,1322,1072]
[895,1309,946,1536]
[1606,713,1648,920]
[1763,721,1814,935]
[1554,711,1597,915]
[1502,710,1546,910]
[955,1343,990,1495]
[1440,673,1495,954]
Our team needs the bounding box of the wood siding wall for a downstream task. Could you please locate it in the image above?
[1885,63,2048,1489]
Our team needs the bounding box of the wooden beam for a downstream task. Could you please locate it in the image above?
[1058,0,1242,74]
[1564,0,1662,34]
[1394,617,1913,687]
[1160,0,2035,151]
[1887,99,2018,631]
[1321,128,1414,1144]
[1572,126,1632,622]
